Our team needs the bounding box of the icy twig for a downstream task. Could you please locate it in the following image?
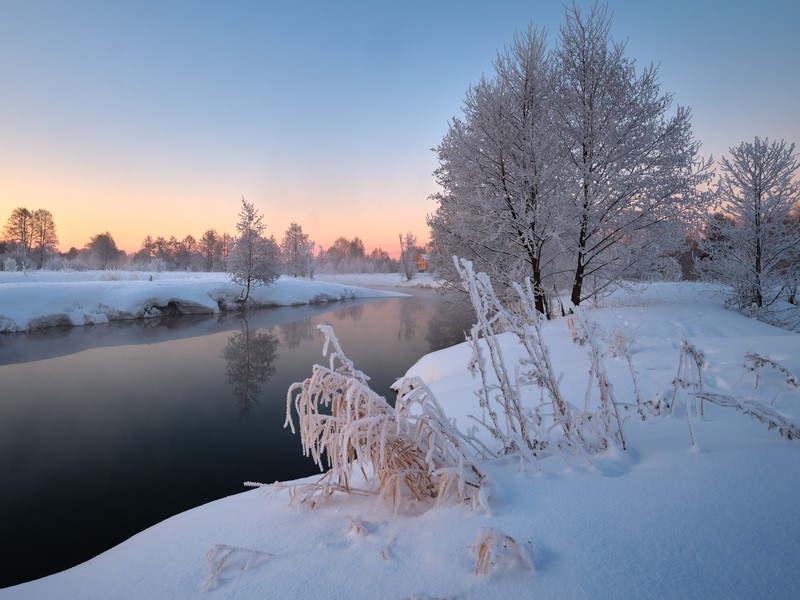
[743,352,799,389]
[203,544,272,590]
[696,392,800,441]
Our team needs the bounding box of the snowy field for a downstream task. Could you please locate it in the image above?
[3,281,800,599]
[0,270,407,333]
[315,272,442,289]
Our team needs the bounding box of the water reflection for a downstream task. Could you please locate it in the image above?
[398,294,423,341]
[426,296,473,351]
[0,291,476,588]
[278,318,317,350]
[330,302,365,322]
[220,319,280,416]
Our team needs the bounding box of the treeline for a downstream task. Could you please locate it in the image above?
[1,207,425,278]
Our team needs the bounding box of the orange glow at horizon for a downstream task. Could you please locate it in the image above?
[0,168,434,261]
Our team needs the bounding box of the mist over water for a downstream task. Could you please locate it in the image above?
[0,292,472,588]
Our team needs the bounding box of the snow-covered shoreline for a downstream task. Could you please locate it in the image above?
[0,271,409,333]
[2,281,799,598]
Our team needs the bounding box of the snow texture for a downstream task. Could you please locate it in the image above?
[2,280,799,599]
[0,270,404,333]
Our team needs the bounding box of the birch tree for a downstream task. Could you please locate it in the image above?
[398,231,418,281]
[428,3,710,313]
[553,2,711,306]
[3,207,34,252]
[698,137,800,308]
[281,222,316,278]
[229,197,280,302]
[428,25,563,314]
[30,209,59,269]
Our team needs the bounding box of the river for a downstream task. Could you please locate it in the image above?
[0,290,473,588]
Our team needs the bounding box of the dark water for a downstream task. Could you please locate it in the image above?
[0,291,473,588]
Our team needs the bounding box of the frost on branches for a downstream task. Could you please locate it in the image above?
[456,257,800,459]
[428,3,711,315]
[280,222,316,279]
[456,259,631,462]
[284,325,486,511]
[228,197,281,303]
[697,137,800,316]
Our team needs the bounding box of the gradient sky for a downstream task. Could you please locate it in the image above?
[1,0,798,257]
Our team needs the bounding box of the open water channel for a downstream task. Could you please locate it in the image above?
[0,290,473,588]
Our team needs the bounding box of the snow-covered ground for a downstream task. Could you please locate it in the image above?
[3,281,799,598]
[0,271,406,333]
[316,271,442,289]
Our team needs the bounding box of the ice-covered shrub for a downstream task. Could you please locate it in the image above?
[664,342,800,443]
[2,256,18,272]
[133,257,167,272]
[284,324,486,511]
[456,259,631,461]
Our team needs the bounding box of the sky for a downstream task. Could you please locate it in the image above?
[1,0,798,257]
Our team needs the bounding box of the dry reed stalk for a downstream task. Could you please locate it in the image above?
[473,527,532,576]
[285,325,486,511]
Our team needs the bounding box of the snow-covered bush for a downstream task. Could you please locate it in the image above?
[2,256,18,272]
[458,258,800,458]
[284,324,486,511]
[133,257,168,272]
[457,259,631,461]
[42,256,74,271]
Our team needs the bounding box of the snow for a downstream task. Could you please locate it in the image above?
[0,271,405,332]
[2,281,799,599]
[316,271,442,289]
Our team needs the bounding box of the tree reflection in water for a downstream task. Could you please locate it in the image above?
[398,296,423,341]
[426,295,474,351]
[278,317,317,349]
[220,318,280,416]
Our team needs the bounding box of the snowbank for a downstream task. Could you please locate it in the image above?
[3,282,799,599]
[0,271,405,333]
[316,271,442,289]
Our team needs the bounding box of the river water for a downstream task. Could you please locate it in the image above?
[0,291,473,588]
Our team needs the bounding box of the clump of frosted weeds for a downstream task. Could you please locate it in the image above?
[284,324,487,512]
[456,258,631,463]
[203,544,272,590]
[472,527,533,576]
[743,352,799,389]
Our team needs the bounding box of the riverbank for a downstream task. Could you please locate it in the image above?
[0,271,407,333]
[2,281,799,598]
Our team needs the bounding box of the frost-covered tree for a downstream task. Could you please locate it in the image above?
[321,236,368,273]
[3,207,34,252]
[29,209,59,269]
[429,25,562,315]
[698,137,800,308]
[429,4,710,313]
[85,232,122,269]
[228,197,280,302]
[398,232,419,281]
[199,229,224,271]
[368,247,395,273]
[281,222,316,278]
[553,2,711,306]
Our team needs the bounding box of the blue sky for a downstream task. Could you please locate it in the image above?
[1,0,797,255]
